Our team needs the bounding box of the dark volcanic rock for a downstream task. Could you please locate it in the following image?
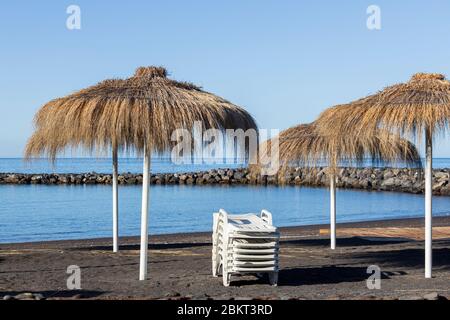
[1,167,449,196]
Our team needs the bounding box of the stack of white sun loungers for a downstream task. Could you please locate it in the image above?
[212,209,279,287]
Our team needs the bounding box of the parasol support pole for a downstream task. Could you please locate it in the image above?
[112,147,119,253]
[425,128,433,278]
[330,173,336,250]
[139,147,151,281]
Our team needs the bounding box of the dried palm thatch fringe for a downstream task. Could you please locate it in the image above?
[25,66,257,161]
[315,73,450,142]
[253,122,421,178]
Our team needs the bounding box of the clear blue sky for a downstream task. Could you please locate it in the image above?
[1,1,450,157]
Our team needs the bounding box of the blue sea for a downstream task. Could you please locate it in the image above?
[1,158,450,244]
[0,157,245,174]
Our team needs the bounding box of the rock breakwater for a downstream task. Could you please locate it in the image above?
[1,167,449,195]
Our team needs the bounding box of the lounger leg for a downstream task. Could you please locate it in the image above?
[216,242,223,276]
[212,260,216,277]
[212,256,219,277]
[223,272,231,287]
[221,256,230,286]
[269,272,278,286]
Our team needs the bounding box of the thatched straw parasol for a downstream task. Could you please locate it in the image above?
[255,122,420,249]
[25,66,257,280]
[315,73,450,278]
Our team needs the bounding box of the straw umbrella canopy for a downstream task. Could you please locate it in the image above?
[255,122,420,249]
[25,66,257,280]
[315,73,450,278]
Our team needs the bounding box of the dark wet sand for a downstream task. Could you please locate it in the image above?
[1,216,450,300]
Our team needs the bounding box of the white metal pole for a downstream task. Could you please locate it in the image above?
[112,147,119,253]
[425,129,433,278]
[139,147,151,281]
[330,173,336,250]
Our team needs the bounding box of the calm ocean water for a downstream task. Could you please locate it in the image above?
[1,157,450,174]
[0,158,244,174]
[1,158,450,243]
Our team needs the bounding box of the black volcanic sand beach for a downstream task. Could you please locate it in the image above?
[1,217,450,300]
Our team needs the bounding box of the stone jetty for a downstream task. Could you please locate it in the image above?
[1,167,450,196]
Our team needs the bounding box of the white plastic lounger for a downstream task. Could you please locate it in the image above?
[212,209,280,287]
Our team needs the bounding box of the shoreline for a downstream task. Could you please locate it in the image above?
[1,167,450,196]
[2,215,449,247]
[1,215,449,300]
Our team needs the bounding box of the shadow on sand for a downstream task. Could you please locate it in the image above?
[0,260,179,274]
[282,236,411,247]
[231,266,390,287]
[74,242,211,251]
[278,266,391,286]
[77,236,409,252]
[351,246,450,270]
